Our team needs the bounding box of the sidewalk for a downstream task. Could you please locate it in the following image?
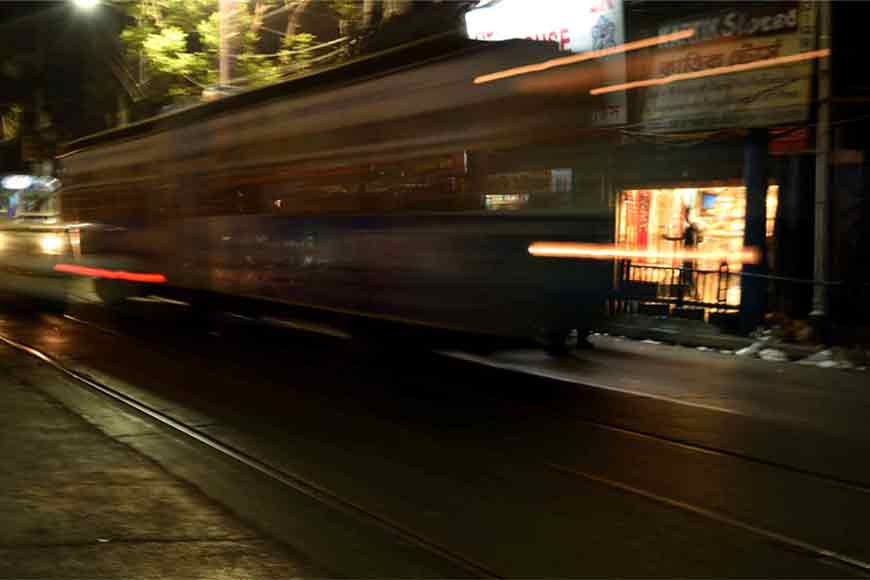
[449,333,870,444]
[601,313,824,360]
[0,344,316,579]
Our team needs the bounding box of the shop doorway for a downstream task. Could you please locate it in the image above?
[617,185,778,315]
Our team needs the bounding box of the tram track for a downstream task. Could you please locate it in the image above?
[0,330,500,578]
[57,306,870,496]
[546,463,870,574]
[3,305,870,575]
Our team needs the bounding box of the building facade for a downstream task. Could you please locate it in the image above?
[463,0,868,339]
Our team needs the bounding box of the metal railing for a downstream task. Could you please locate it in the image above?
[612,260,739,315]
[613,260,869,314]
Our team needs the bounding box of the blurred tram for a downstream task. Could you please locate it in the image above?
[56,36,617,348]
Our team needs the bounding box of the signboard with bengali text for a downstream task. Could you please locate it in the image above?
[641,2,817,132]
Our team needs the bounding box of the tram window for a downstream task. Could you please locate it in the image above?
[64,187,113,222]
[364,168,462,212]
[474,168,575,212]
[357,154,469,212]
[265,154,469,214]
[194,183,266,217]
[254,153,589,216]
[268,177,362,215]
[463,142,614,213]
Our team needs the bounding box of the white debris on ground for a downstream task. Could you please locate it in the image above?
[759,348,789,362]
[734,335,789,361]
[594,326,867,371]
[798,349,833,366]
[735,337,769,357]
[797,349,856,370]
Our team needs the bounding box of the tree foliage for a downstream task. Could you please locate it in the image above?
[1,106,21,142]
[120,0,360,106]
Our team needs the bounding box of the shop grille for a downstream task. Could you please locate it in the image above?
[612,260,739,318]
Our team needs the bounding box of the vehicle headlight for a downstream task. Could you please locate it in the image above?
[39,233,64,255]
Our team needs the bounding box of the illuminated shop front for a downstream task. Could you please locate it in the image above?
[616,184,778,309]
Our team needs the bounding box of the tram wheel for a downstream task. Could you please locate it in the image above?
[543,328,592,356]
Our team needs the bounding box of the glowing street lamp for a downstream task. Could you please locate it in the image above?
[71,0,100,10]
[1,175,34,191]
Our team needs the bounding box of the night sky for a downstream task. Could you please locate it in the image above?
[1,0,125,139]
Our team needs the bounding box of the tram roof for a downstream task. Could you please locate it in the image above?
[61,35,549,156]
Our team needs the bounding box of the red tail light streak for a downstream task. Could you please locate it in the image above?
[528,242,761,265]
[54,264,168,284]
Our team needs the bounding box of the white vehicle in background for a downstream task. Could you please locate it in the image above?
[0,174,76,302]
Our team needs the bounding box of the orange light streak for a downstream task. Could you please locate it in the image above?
[473,29,696,85]
[590,48,831,95]
[54,263,168,284]
[528,242,760,264]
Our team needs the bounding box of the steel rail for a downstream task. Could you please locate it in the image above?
[0,331,500,579]
[12,308,870,575]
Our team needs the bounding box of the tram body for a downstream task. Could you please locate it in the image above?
[57,38,616,340]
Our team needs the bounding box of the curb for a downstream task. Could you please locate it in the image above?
[600,321,820,360]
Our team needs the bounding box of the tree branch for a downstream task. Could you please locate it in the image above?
[251,0,269,35]
[285,0,313,37]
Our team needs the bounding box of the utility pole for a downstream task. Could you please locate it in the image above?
[740,128,770,335]
[31,14,52,176]
[811,0,832,320]
[219,0,238,88]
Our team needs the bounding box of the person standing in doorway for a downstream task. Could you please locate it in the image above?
[664,207,703,300]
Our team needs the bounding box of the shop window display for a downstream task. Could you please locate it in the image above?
[618,185,778,309]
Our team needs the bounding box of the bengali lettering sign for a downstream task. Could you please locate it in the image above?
[641,2,817,132]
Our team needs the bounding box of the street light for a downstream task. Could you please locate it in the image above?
[72,0,100,10]
[1,175,34,191]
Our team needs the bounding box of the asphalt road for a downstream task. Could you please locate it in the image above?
[1,297,869,577]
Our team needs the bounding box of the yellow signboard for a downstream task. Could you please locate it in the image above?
[641,2,816,132]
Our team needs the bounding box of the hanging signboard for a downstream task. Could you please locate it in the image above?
[640,2,817,132]
[465,0,627,126]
